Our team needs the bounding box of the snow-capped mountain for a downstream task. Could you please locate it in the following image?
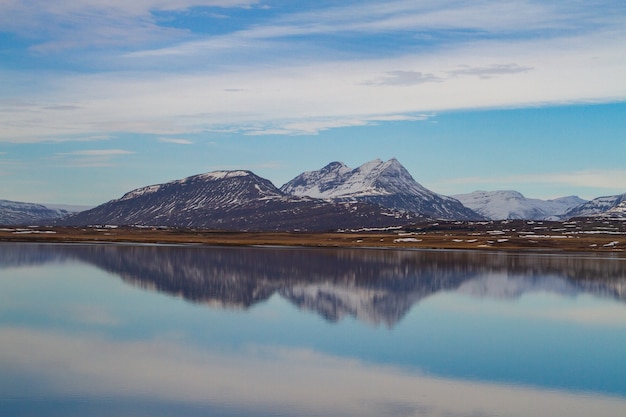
[281,158,481,220]
[58,170,424,231]
[564,193,626,219]
[0,199,72,226]
[453,190,587,220]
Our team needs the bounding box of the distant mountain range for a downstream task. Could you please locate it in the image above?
[453,190,587,220]
[2,159,625,228]
[0,199,73,226]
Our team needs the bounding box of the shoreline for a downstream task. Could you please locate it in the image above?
[1,222,624,255]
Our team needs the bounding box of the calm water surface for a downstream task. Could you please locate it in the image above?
[1,242,626,417]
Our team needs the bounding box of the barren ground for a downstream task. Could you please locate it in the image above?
[1,219,624,254]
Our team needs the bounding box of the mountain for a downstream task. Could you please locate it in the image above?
[281,158,481,220]
[565,193,626,219]
[453,190,587,220]
[0,199,72,226]
[58,170,424,231]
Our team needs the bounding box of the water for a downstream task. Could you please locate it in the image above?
[1,242,625,416]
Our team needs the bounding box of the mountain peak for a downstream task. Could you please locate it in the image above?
[282,158,481,220]
[319,161,350,175]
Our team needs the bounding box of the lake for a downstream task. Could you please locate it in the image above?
[1,242,625,417]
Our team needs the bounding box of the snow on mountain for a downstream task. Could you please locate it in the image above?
[116,170,283,205]
[283,158,433,199]
[58,169,424,231]
[453,190,587,220]
[281,158,481,220]
[565,193,626,219]
[0,199,72,225]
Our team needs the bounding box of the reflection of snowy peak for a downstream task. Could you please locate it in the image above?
[280,283,420,327]
[565,193,626,219]
[282,158,481,220]
[0,199,71,225]
[453,190,586,220]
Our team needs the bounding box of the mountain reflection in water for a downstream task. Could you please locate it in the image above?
[2,243,625,327]
[2,243,626,417]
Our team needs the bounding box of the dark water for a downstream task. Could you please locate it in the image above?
[1,242,626,416]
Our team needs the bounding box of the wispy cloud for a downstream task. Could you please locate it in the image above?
[243,114,433,136]
[364,71,442,86]
[0,0,261,52]
[126,1,623,59]
[53,149,134,168]
[447,64,534,79]
[0,1,624,142]
[158,138,194,145]
[58,149,134,157]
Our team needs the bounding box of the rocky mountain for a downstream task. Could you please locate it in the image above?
[0,199,72,226]
[58,170,423,231]
[564,193,626,219]
[281,158,481,220]
[453,190,586,220]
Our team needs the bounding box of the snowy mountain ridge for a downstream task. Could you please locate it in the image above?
[281,158,481,220]
[565,193,626,219]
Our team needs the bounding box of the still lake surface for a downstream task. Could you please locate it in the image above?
[1,242,626,417]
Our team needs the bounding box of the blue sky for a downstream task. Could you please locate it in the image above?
[1,0,625,205]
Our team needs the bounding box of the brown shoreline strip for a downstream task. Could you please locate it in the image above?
[0,220,624,255]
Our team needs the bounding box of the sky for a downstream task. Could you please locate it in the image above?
[1,0,625,206]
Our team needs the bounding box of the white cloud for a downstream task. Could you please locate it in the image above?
[4,28,625,141]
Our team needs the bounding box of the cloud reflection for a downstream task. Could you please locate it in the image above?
[1,326,625,417]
